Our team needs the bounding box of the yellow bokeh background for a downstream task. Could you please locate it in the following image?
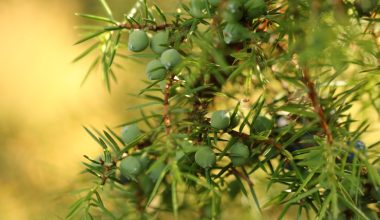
[0,0,378,219]
[0,0,146,218]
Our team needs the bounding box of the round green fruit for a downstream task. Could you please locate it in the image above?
[244,0,267,19]
[211,110,231,130]
[128,30,149,52]
[223,22,249,44]
[150,31,170,54]
[191,7,203,18]
[146,59,166,80]
[120,156,142,178]
[253,116,273,133]
[191,0,205,10]
[191,0,206,18]
[160,49,182,69]
[121,123,141,144]
[195,147,216,169]
[229,142,250,166]
[223,0,244,22]
[119,173,130,184]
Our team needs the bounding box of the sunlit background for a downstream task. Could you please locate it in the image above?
[0,0,151,218]
[0,0,379,219]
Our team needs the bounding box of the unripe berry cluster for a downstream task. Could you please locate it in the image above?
[119,124,166,185]
[188,0,268,44]
[128,30,182,81]
[222,0,267,44]
[191,111,274,169]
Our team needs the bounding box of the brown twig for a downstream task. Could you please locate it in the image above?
[230,167,254,186]
[101,166,109,185]
[228,130,250,139]
[100,160,116,185]
[227,130,283,150]
[363,11,377,34]
[301,68,333,145]
[164,76,175,134]
[332,0,345,19]
[118,23,173,31]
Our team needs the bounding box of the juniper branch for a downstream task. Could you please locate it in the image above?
[164,76,175,135]
[302,68,334,145]
[118,23,174,31]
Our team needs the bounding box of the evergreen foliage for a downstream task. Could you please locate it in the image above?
[70,0,380,219]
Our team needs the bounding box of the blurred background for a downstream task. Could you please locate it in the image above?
[0,0,156,218]
[0,0,379,219]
